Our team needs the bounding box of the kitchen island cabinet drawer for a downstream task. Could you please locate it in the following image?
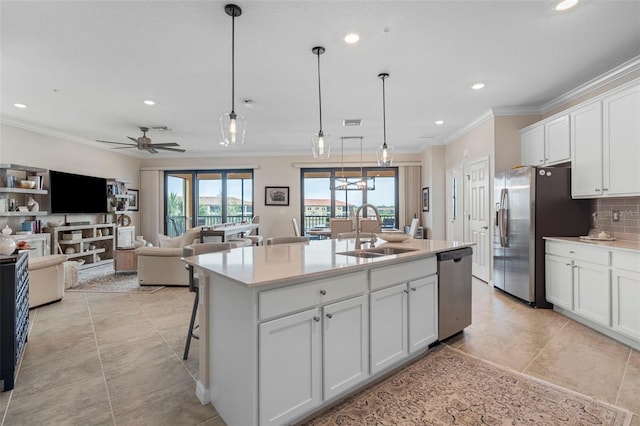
[612,250,640,273]
[259,271,367,321]
[545,241,609,265]
[370,257,436,291]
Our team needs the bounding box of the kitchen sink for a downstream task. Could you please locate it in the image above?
[337,247,418,258]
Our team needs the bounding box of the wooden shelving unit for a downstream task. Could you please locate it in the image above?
[49,224,115,269]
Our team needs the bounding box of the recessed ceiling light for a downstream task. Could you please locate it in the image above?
[344,33,360,44]
[435,120,444,125]
[470,83,485,90]
[14,103,27,109]
[554,0,579,11]
[144,100,156,106]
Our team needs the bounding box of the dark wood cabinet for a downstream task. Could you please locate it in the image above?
[1,252,29,391]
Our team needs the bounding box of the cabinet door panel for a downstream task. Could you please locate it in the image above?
[323,295,369,400]
[545,255,574,310]
[408,276,438,352]
[612,269,640,341]
[521,125,545,166]
[370,283,408,374]
[603,83,640,196]
[545,114,571,164]
[571,101,603,198]
[259,308,321,426]
[573,261,611,326]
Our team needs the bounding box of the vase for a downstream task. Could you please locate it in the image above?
[0,236,16,256]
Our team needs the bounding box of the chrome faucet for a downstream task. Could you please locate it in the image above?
[354,203,382,250]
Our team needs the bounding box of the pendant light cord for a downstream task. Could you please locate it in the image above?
[317,50,323,133]
[382,76,387,148]
[231,12,236,113]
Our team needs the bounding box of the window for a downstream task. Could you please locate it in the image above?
[165,170,253,236]
[301,167,398,235]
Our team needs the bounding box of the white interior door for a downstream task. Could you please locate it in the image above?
[446,168,464,241]
[464,158,490,282]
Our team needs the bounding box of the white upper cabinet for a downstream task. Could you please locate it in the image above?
[572,81,640,198]
[521,114,570,167]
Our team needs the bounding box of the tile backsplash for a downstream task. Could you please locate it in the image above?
[591,197,640,242]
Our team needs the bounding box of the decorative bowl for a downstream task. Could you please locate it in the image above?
[377,232,411,242]
[18,180,36,189]
[47,220,65,228]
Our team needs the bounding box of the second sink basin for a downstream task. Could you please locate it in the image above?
[337,247,418,258]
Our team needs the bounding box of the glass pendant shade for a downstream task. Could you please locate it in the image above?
[220,111,246,146]
[376,143,393,167]
[377,73,394,166]
[311,131,330,159]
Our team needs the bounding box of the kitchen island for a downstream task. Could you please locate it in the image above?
[183,238,474,426]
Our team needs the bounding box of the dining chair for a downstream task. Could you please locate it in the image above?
[245,216,263,246]
[359,218,382,234]
[182,242,241,360]
[292,218,301,236]
[266,236,309,245]
[330,218,353,239]
[407,218,420,239]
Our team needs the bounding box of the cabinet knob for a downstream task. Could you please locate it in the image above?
[411,287,417,292]
[313,316,320,322]
[326,313,333,319]
[603,188,609,191]
[565,263,571,266]
[595,188,601,192]
[482,226,489,229]
[569,250,575,253]
[403,289,409,294]
[319,290,326,296]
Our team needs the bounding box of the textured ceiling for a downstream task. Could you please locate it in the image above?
[1,1,639,158]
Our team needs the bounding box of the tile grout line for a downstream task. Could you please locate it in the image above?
[521,318,571,374]
[85,293,118,426]
[614,348,632,408]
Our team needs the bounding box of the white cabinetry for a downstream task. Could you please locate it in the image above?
[258,272,368,426]
[572,81,640,198]
[545,239,639,351]
[611,251,640,341]
[521,114,570,166]
[369,258,438,374]
[50,224,115,269]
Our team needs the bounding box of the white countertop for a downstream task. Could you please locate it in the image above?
[544,236,640,254]
[183,238,474,288]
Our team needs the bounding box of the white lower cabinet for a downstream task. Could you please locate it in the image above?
[259,308,322,426]
[370,274,438,374]
[573,260,611,327]
[545,239,640,351]
[322,295,369,400]
[408,276,438,353]
[545,254,574,310]
[370,283,408,374]
[259,295,369,426]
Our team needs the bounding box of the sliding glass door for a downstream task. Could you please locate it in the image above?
[165,170,253,237]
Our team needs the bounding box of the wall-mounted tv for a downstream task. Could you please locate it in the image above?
[49,170,107,214]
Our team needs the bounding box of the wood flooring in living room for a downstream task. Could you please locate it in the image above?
[1,278,638,425]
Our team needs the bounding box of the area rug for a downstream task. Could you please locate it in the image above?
[66,264,164,294]
[298,345,632,426]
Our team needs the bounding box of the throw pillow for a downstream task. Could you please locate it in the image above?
[158,234,183,248]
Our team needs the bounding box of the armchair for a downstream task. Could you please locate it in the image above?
[28,254,67,308]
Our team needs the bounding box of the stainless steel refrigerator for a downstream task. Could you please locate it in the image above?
[493,166,590,307]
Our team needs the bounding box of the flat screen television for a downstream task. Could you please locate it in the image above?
[49,170,107,214]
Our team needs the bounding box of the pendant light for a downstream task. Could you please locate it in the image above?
[311,46,330,159]
[220,4,246,147]
[376,73,394,166]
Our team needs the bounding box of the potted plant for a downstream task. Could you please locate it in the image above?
[109,199,117,212]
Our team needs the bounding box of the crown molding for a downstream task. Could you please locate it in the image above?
[541,55,640,113]
[491,106,541,116]
[0,117,97,146]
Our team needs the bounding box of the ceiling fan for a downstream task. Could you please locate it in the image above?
[96,127,186,153]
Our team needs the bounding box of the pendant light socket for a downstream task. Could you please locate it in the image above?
[311,46,330,159]
[376,73,393,167]
[220,3,246,146]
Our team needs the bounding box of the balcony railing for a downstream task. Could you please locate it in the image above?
[167,215,251,237]
[301,214,396,234]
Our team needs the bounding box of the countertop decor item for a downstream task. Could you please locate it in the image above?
[311,46,330,159]
[0,226,16,255]
[376,232,411,242]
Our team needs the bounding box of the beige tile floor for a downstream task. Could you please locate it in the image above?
[1,278,638,425]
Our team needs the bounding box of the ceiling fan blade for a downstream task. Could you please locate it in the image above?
[127,136,139,143]
[96,140,135,146]
[154,146,186,153]
[148,143,180,148]
[148,148,159,154]
[109,146,137,150]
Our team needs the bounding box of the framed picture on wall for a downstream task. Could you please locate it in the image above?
[422,187,430,212]
[127,189,139,211]
[265,186,289,206]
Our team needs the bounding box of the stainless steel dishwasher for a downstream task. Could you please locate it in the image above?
[437,247,473,340]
